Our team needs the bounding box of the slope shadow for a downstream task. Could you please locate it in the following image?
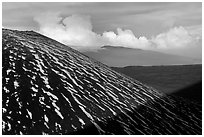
[171,81,202,104]
[70,95,202,135]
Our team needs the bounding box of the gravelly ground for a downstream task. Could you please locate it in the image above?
[2,29,202,135]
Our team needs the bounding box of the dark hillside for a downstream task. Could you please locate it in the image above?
[2,29,202,135]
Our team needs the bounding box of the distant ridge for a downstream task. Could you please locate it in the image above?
[84,45,201,67]
[101,45,141,50]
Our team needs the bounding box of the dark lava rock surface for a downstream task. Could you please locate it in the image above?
[2,29,202,135]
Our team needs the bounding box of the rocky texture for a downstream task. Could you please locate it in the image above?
[2,29,202,135]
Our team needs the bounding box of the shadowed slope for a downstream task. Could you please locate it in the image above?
[2,29,202,135]
[112,65,202,96]
[172,81,202,103]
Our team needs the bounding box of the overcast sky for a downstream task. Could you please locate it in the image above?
[2,2,202,59]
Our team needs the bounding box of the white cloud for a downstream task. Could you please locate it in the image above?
[34,12,103,50]
[34,12,201,52]
[185,25,202,40]
[151,26,198,49]
[102,28,151,49]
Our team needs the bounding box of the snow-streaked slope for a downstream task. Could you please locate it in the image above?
[2,29,201,135]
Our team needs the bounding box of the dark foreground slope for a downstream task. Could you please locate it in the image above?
[112,65,202,103]
[2,29,202,135]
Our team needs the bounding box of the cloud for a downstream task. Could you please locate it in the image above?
[34,12,103,49]
[34,12,201,52]
[151,26,200,49]
[102,28,151,49]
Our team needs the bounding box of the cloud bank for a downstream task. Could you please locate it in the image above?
[34,13,201,51]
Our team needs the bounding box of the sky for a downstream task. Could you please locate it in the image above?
[2,2,202,59]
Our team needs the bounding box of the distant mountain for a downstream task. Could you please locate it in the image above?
[101,45,142,50]
[83,45,201,67]
[2,29,201,135]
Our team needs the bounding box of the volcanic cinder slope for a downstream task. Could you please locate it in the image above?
[2,29,202,135]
